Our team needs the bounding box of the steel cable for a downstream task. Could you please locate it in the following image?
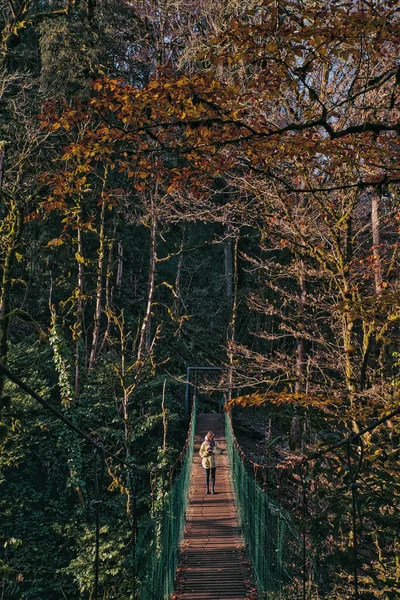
[93,446,105,600]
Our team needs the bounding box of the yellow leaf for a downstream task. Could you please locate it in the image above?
[48,238,64,247]
[75,252,86,264]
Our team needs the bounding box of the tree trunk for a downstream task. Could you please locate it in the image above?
[0,148,4,188]
[162,378,168,450]
[137,211,157,364]
[295,263,307,393]
[89,194,106,370]
[172,230,184,318]
[0,200,23,396]
[224,216,234,308]
[87,0,96,21]
[371,192,383,296]
[118,311,132,461]
[227,235,238,403]
[116,240,123,290]
[99,238,114,355]
[75,225,85,396]
[343,313,356,394]
[289,262,307,450]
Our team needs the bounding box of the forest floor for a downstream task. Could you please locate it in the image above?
[231,407,269,460]
[231,404,335,467]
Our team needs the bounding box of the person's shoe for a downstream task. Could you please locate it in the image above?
[206,490,210,494]
[211,491,216,494]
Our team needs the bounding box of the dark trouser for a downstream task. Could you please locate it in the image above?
[205,467,216,491]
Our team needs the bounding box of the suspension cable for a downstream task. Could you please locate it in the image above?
[0,361,136,470]
[307,405,400,461]
[347,435,364,600]
[226,403,400,472]
[93,446,106,600]
[299,461,308,600]
[128,469,138,600]
[1,361,198,600]
[227,403,399,600]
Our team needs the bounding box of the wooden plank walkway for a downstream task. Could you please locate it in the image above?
[173,414,257,600]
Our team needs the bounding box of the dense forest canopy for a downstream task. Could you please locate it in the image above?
[0,0,399,598]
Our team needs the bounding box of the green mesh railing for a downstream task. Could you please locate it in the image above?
[226,411,302,600]
[135,399,197,600]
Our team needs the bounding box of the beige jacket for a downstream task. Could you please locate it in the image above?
[199,440,221,469]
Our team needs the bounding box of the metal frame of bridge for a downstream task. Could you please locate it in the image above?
[184,365,226,417]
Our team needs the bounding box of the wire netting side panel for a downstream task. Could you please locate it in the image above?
[135,517,162,600]
[225,412,302,600]
[162,402,197,599]
[137,401,197,600]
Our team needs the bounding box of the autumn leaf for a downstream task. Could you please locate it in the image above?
[47,238,64,247]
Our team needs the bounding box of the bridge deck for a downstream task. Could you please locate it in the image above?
[174,414,257,600]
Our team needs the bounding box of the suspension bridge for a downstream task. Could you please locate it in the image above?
[0,361,399,600]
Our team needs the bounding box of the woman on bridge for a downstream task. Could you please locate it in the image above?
[199,431,221,494]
